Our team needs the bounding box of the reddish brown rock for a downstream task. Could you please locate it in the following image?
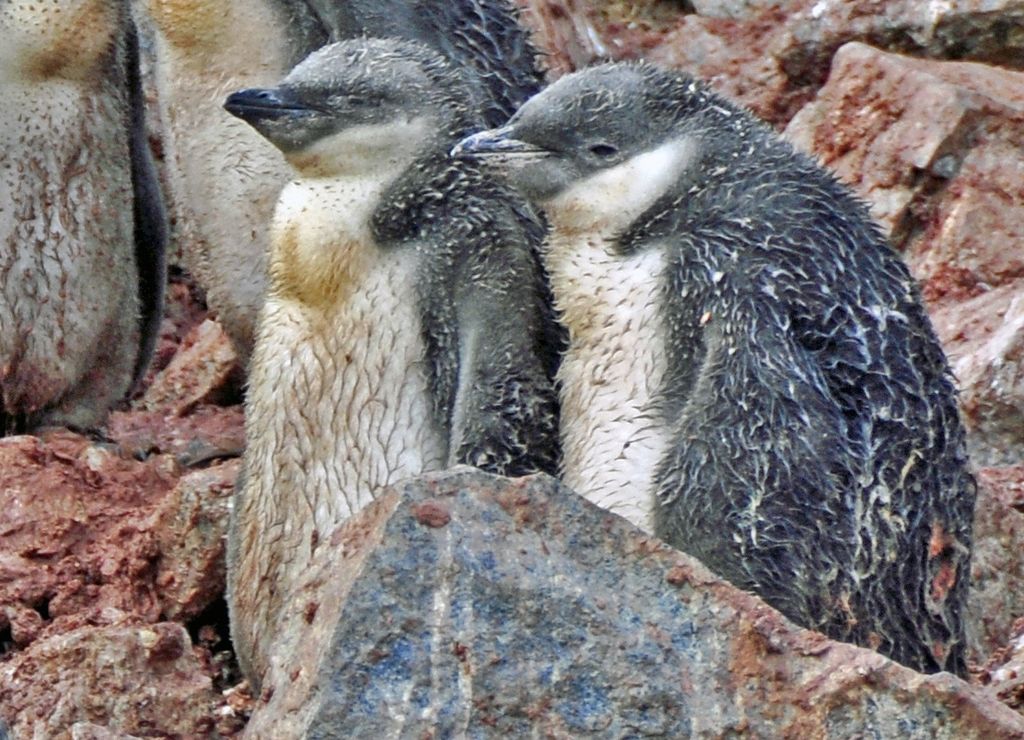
[68,724,143,740]
[514,0,608,77]
[519,1,1024,126]
[785,43,1024,297]
[0,622,218,738]
[0,433,179,644]
[154,459,240,621]
[981,618,1024,713]
[931,285,1024,466]
[783,0,1024,77]
[968,466,1024,660]
[629,9,807,124]
[140,318,241,416]
[134,271,208,394]
[106,403,245,465]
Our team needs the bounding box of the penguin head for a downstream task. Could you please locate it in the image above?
[0,0,120,82]
[453,62,725,233]
[225,38,478,177]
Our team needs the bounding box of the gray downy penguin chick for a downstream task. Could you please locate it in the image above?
[302,0,543,128]
[0,0,166,433]
[141,0,542,364]
[455,62,976,676]
[223,38,559,685]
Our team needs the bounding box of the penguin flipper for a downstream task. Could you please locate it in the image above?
[654,288,860,629]
[125,20,168,390]
[445,222,560,477]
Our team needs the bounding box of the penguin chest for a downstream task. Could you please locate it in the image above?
[547,237,670,533]
[245,243,447,550]
[0,81,137,415]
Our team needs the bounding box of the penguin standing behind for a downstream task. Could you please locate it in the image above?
[223,38,559,684]
[455,62,976,676]
[0,0,166,433]
[141,0,324,363]
[142,0,542,363]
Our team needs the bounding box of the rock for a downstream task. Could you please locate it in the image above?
[140,318,241,416]
[136,272,209,391]
[783,0,1024,77]
[69,724,142,740]
[968,466,1024,659]
[785,42,1024,299]
[0,623,218,738]
[155,460,240,621]
[0,433,179,644]
[691,0,785,19]
[243,469,1024,738]
[106,404,246,466]
[931,285,1024,466]
[519,1,1024,126]
[981,619,1024,713]
[515,0,609,77]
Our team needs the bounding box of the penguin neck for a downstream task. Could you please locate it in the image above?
[269,118,434,308]
[541,136,699,241]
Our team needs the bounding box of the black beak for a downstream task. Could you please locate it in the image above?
[451,126,545,159]
[223,87,317,123]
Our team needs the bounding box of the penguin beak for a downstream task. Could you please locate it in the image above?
[224,87,320,124]
[451,127,547,160]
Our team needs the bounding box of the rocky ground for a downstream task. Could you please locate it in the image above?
[2,0,1024,737]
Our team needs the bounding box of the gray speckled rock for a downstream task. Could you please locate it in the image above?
[244,468,1024,738]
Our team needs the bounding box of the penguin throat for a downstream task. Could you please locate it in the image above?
[542,136,699,239]
[284,116,432,179]
[269,174,389,307]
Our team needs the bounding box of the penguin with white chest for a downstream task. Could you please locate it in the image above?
[0,0,166,433]
[223,38,559,684]
[455,62,976,676]
[141,0,543,363]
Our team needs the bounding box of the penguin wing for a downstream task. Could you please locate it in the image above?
[444,206,559,477]
[655,269,860,621]
[125,20,168,389]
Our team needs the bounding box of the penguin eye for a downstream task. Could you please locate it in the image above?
[589,143,618,158]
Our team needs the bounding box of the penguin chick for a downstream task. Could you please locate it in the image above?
[301,0,544,128]
[141,0,542,364]
[455,62,976,676]
[224,38,559,684]
[141,0,324,364]
[0,0,166,433]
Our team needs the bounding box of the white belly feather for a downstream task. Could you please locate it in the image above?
[541,137,698,533]
[550,242,669,533]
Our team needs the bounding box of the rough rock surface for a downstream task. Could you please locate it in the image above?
[969,466,1024,658]
[785,43,1024,293]
[982,619,1024,713]
[140,318,241,416]
[519,0,1024,124]
[0,284,244,735]
[933,285,1024,467]
[155,460,240,622]
[106,403,245,466]
[785,43,1024,466]
[0,433,178,643]
[0,622,218,738]
[245,469,1024,738]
